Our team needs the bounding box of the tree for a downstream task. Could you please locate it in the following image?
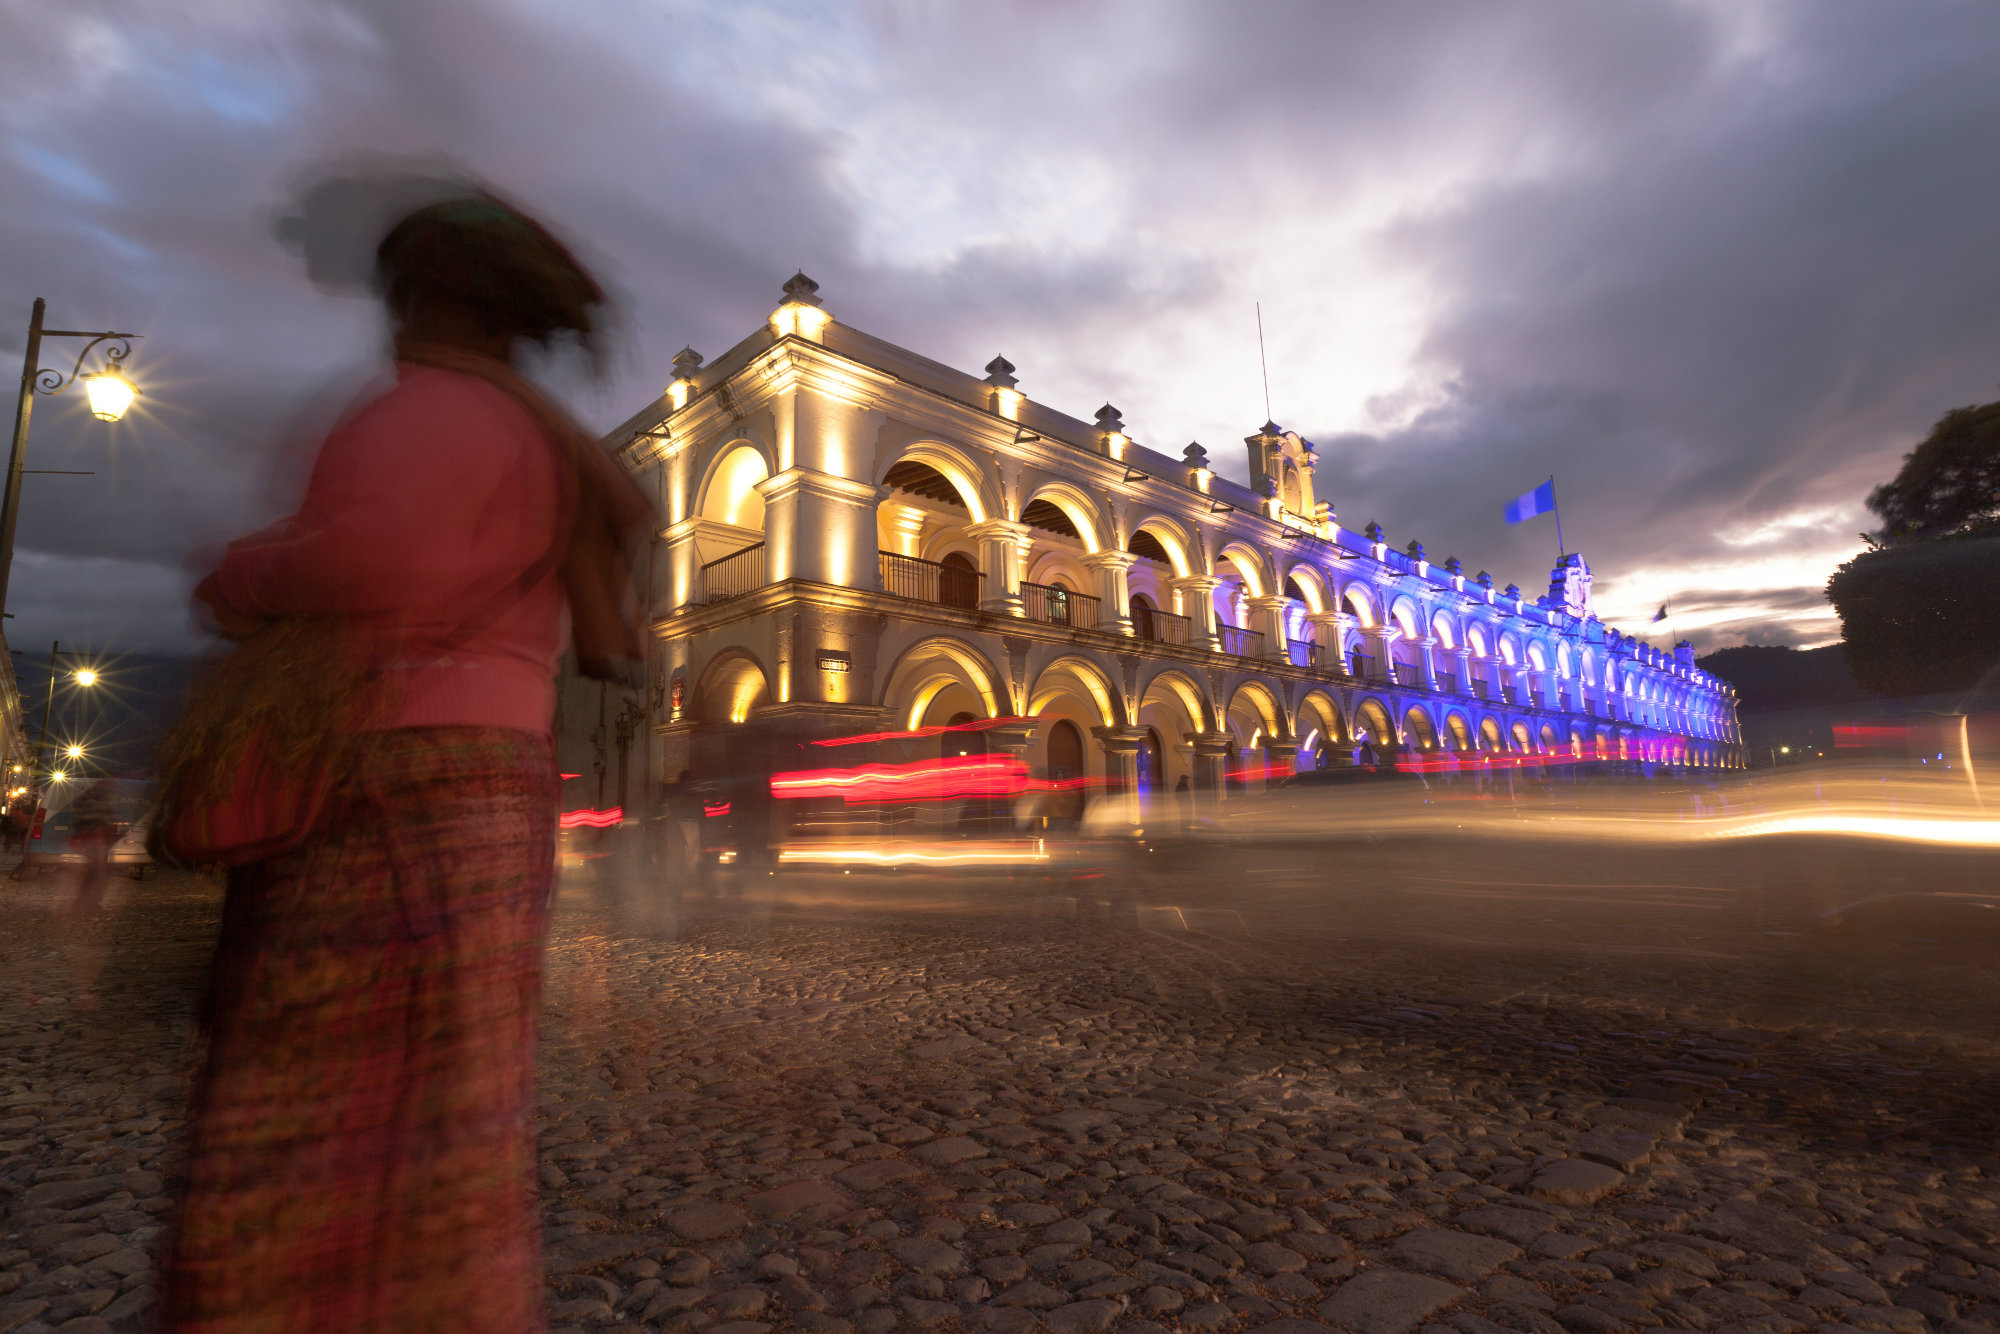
[1826,527,2000,696]
[1865,400,2000,543]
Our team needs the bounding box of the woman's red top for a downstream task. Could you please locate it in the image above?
[210,363,567,734]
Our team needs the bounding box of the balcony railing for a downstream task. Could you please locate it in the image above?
[701,542,766,603]
[1350,651,1379,681]
[1217,623,1263,657]
[1132,604,1192,646]
[1287,637,1316,668]
[1392,662,1423,687]
[1501,685,1519,705]
[879,550,984,608]
[1471,679,1490,701]
[1021,581,1101,630]
[1436,671,1459,695]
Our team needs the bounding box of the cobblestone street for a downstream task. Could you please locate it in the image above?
[3,834,1998,1334]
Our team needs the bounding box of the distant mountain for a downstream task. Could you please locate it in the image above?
[11,650,200,778]
[1696,644,1870,711]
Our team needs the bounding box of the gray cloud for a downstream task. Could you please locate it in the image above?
[3,0,1996,661]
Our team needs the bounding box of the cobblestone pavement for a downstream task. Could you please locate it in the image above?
[2,832,1998,1334]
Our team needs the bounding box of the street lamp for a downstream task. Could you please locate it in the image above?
[30,642,98,803]
[2,298,141,619]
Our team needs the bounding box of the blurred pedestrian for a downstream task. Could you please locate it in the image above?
[1174,773,1193,832]
[158,179,651,1334]
[66,776,120,916]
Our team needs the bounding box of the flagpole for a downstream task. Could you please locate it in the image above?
[1550,475,1564,560]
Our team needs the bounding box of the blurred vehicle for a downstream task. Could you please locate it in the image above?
[21,777,156,878]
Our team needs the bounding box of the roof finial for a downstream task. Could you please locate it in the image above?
[781,271,822,306]
[983,355,1018,389]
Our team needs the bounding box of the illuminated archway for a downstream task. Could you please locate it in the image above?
[697,442,772,530]
[1021,481,1104,551]
[1444,710,1473,751]
[1028,654,1122,727]
[1404,706,1439,751]
[694,651,770,725]
[881,636,1006,729]
[1354,697,1395,753]
[877,442,993,522]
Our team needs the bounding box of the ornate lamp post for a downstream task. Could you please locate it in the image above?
[2,298,140,619]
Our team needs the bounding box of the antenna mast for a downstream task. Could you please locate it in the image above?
[1256,302,1272,423]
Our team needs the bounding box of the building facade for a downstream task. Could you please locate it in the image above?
[597,275,1741,821]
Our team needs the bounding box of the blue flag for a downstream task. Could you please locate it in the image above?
[1503,479,1557,525]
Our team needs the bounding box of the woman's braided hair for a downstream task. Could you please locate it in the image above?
[375,195,605,363]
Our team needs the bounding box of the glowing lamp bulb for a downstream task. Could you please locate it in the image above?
[65,744,84,759]
[51,769,67,782]
[83,367,138,422]
[73,668,98,686]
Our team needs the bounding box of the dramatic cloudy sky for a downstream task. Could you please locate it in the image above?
[6,0,2000,659]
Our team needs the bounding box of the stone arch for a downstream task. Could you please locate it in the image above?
[696,440,774,530]
[694,650,771,725]
[876,441,994,522]
[1340,581,1379,627]
[1430,608,1458,650]
[1539,723,1559,752]
[1479,715,1504,752]
[1138,666,1215,735]
[1024,548,1094,597]
[1297,690,1347,766]
[1028,654,1122,727]
[1466,622,1491,657]
[1443,709,1474,751]
[1225,679,1287,742]
[1388,595,1421,639]
[1128,514,1195,578]
[1556,643,1573,677]
[1498,632,1521,666]
[880,636,1007,730]
[1021,480,1104,551]
[1511,720,1533,752]
[1403,705,1439,751]
[1526,641,1549,672]
[1279,562,1331,613]
[1353,696,1395,751]
[1217,540,1273,598]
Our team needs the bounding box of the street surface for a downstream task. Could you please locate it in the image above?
[2,829,1997,1334]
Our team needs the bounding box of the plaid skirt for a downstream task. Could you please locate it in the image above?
[159,727,557,1334]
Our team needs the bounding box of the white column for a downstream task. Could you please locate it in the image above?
[1082,550,1138,636]
[1245,594,1292,660]
[1305,610,1347,674]
[1170,575,1223,652]
[965,518,1030,616]
[757,469,880,589]
[1417,635,1440,690]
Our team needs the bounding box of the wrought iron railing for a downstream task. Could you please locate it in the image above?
[1392,661,1422,687]
[1021,581,1100,630]
[1287,638,1315,668]
[1436,671,1458,695]
[1471,678,1490,701]
[1312,642,1353,678]
[1217,623,1262,657]
[1132,604,1191,646]
[701,542,766,603]
[1350,651,1378,681]
[878,550,984,608]
[1501,685,1519,705]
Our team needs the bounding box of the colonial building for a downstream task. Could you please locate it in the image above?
[594,274,1740,821]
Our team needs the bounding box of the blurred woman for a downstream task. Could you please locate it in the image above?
[159,186,648,1334]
